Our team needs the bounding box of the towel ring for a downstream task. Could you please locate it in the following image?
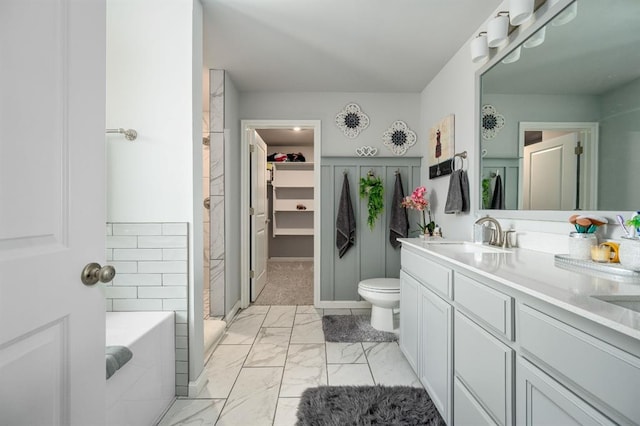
[451,151,467,171]
[451,156,461,171]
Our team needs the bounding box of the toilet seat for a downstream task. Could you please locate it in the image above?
[358,278,400,293]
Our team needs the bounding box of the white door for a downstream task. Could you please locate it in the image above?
[523,132,578,210]
[0,1,106,424]
[250,131,268,301]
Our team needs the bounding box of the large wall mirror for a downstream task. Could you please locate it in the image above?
[479,0,640,213]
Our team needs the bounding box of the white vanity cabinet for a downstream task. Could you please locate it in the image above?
[399,271,419,372]
[399,242,640,426]
[400,249,453,424]
[518,304,640,424]
[453,272,514,426]
[454,310,513,425]
[419,283,453,423]
[516,357,614,426]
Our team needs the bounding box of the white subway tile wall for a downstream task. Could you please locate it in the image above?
[105,222,189,396]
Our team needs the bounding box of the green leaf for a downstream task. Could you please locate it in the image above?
[359,176,384,230]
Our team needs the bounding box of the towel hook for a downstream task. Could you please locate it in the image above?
[106,128,137,141]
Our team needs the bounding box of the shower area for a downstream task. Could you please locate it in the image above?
[202,70,226,358]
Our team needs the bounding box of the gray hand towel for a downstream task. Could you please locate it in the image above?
[445,170,464,214]
[389,173,408,248]
[460,170,470,212]
[105,345,133,379]
[106,354,119,379]
[336,174,356,258]
[491,174,504,209]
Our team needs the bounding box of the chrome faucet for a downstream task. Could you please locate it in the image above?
[474,215,503,247]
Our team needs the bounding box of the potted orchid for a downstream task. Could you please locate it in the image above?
[402,186,436,237]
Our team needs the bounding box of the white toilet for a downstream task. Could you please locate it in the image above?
[357,278,400,332]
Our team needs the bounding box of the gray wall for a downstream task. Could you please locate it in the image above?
[482,158,519,210]
[598,77,640,210]
[481,93,600,158]
[483,79,640,211]
[321,157,422,301]
[230,91,422,301]
[240,92,421,156]
[479,93,601,213]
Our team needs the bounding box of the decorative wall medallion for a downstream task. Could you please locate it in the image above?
[481,104,505,140]
[382,121,416,156]
[335,103,370,138]
[355,146,378,157]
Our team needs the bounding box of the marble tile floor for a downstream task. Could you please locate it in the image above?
[158,305,421,425]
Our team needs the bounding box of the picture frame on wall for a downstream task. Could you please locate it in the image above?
[428,114,455,179]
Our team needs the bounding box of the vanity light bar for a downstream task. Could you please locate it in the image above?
[471,0,535,63]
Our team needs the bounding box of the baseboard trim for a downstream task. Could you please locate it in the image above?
[226,300,242,323]
[203,319,227,363]
[187,370,209,397]
[316,300,372,309]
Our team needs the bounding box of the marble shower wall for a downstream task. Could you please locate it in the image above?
[209,69,225,316]
[203,136,210,315]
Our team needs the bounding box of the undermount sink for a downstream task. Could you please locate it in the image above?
[592,295,640,314]
[423,240,511,254]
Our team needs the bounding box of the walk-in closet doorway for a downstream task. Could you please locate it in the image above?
[240,120,321,308]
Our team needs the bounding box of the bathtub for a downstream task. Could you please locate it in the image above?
[106,311,175,426]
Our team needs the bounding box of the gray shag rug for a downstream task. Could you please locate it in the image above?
[296,385,445,426]
[322,315,397,342]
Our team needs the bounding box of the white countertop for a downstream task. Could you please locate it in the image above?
[399,238,640,341]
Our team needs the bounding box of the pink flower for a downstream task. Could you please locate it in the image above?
[402,186,434,235]
[402,186,428,211]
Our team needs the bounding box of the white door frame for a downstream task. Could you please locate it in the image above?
[250,131,268,301]
[240,120,321,308]
[518,122,599,210]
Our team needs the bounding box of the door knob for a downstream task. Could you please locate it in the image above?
[81,263,116,286]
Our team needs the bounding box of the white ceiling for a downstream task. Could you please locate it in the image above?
[202,0,502,93]
[256,128,314,146]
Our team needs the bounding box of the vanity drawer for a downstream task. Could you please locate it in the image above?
[454,377,498,426]
[455,311,513,426]
[519,304,640,423]
[401,248,452,299]
[454,273,513,340]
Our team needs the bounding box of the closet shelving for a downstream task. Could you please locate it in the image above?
[271,162,314,236]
